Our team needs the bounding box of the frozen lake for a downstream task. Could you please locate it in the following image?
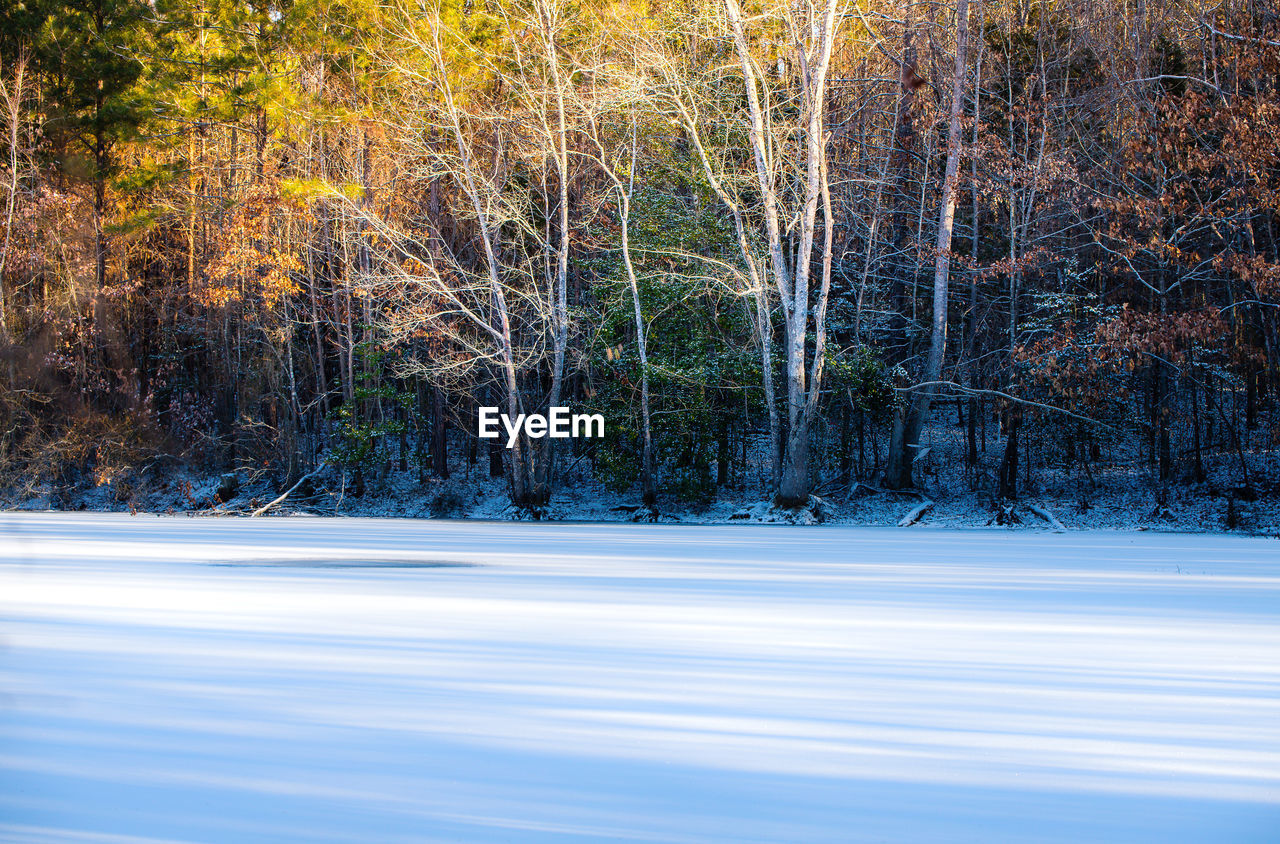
[1,514,1278,842]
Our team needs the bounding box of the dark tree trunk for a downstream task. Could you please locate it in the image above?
[839,404,852,481]
[489,437,503,479]
[432,388,449,480]
[967,396,978,470]
[998,413,1020,500]
[1190,377,1205,482]
[717,414,730,488]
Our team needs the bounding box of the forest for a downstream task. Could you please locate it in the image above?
[0,0,1277,523]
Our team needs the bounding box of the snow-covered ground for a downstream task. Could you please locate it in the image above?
[1,514,1278,843]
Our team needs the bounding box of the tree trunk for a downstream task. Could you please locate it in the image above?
[1190,376,1205,482]
[998,413,1020,500]
[726,0,841,507]
[886,0,969,489]
[534,0,573,505]
[432,387,449,480]
[615,126,656,506]
[0,59,23,344]
[674,99,781,485]
[432,23,531,506]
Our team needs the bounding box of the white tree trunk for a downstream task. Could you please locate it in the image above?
[671,96,781,485]
[432,22,531,504]
[0,58,23,344]
[726,0,841,505]
[892,0,971,489]
[538,0,572,503]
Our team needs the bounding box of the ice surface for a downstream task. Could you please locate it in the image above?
[1,514,1278,842]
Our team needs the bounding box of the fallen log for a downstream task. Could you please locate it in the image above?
[898,500,934,527]
[1027,502,1067,532]
[251,464,328,518]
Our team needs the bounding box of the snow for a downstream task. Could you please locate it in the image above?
[1,514,1278,842]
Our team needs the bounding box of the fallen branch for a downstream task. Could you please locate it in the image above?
[898,499,934,527]
[251,464,328,518]
[849,482,924,500]
[1201,22,1280,49]
[895,381,1123,433]
[1026,502,1067,532]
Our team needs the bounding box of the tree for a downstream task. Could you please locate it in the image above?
[41,0,149,291]
[885,0,970,489]
[717,0,843,505]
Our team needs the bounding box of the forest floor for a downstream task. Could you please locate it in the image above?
[9,424,1280,535]
[1,515,1278,842]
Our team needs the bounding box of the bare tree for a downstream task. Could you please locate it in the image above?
[885,0,970,489]
[503,0,577,499]
[723,0,844,505]
[582,90,657,504]
[372,3,543,505]
[655,63,782,488]
[0,55,26,344]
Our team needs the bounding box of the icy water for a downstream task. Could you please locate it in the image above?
[1,514,1278,842]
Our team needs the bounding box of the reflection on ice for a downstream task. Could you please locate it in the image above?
[209,559,478,569]
[1,514,1278,842]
